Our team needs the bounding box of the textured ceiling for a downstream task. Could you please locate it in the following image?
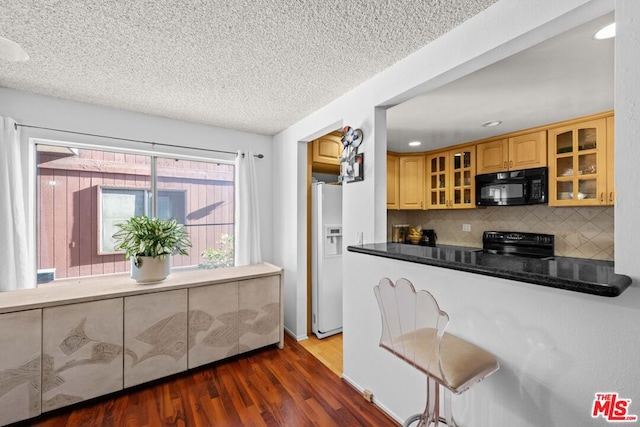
[0,0,498,135]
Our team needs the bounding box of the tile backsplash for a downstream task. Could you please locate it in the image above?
[388,205,614,260]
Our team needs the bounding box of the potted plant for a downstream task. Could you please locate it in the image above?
[112,215,192,283]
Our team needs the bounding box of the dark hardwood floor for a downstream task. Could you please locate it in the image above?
[18,335,397,427]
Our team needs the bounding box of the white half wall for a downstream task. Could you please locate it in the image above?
[344,253,640,426]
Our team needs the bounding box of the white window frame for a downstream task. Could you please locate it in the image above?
[30,136,236,280]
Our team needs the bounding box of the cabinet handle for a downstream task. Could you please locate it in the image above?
[600,192,604,203]
[609,192,614,203]
[503,161,507,169]
[509,160,513,168]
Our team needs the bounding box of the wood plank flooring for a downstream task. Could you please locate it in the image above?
[18,334,397,427]
[298,333,343,377]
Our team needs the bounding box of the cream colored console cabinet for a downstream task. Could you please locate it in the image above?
[0,263,283,426]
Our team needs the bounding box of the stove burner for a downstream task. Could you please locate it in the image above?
[482,231,554,259]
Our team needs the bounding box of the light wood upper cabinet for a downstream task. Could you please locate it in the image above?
[510,131,547,170]
[548,116,612,206]
[386,112,614,210]
[426,147,476,209]
[398,154,425,209]
[476,131,547,174]
[426,151,448,209]
[476,139,508,174]
[387,153,400,209]
[311,131,342,174]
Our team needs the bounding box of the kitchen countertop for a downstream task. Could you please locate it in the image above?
[347,243,632,297]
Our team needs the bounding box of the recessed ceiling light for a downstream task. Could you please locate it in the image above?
[481,120,502,128]
[408,141,421,147]
[594,23,616,40]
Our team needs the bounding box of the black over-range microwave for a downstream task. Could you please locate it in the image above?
[475,167,548,206]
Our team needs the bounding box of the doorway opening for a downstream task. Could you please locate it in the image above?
[301,130,344,376]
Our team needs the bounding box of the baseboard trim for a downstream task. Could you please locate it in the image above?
[284,326,307,341]
[341,373,402,425]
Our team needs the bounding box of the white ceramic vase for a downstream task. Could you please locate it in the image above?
[130,256,171,283]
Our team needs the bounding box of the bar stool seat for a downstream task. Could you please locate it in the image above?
[374,278,499,426]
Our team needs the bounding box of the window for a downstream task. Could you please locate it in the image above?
[98,187,186,254]
[36,143,235,282]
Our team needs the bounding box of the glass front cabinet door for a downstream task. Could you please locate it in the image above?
[426,152,449,209]
[426,147,475,209]
[548,116,613,206]
[450,147,476,208]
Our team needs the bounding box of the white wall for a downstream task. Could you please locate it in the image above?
[0,87,275,268]
[273,0,640,423]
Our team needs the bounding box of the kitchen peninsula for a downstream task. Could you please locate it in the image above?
[348,243,631,297]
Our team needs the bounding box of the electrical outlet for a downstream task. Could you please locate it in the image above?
[363,389,373,402]
[462,224,471,232]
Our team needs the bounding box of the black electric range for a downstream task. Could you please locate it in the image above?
[481,231,554,259]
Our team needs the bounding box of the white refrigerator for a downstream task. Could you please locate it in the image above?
[311,182,343,339]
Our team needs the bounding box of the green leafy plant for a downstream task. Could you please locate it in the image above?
[201,234,234,269]
[112,215,192,267]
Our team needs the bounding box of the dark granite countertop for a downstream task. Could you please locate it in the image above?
[347,243,632,297]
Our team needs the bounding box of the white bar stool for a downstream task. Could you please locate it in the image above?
[374,277,499,426]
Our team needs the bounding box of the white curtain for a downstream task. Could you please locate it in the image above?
[0,116,34,291]
[234,150,262,266]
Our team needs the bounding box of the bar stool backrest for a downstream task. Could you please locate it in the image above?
[374,277,449,384]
